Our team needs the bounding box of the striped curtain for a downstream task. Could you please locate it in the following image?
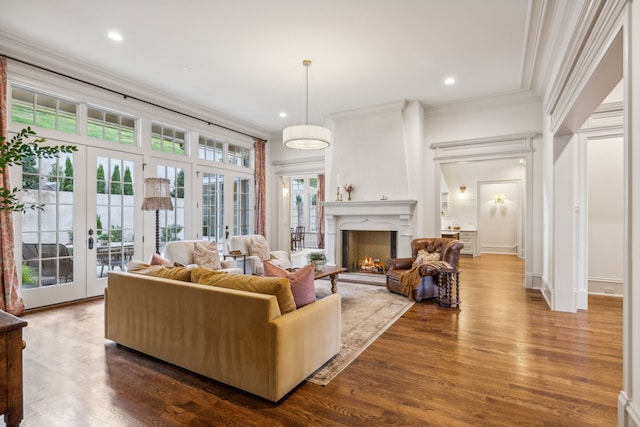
[254,138,266,236]
[0,57,25,314]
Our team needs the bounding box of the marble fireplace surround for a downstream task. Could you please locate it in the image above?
[322,200,417,267]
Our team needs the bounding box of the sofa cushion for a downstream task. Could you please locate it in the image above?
[128,263,193,282]
[263,262,315,308]
[269,251,292,269]
[191,268,296,314]
[193,241,222,270]
[249,235,270,261]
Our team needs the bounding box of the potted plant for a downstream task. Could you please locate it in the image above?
[308,252,327,272]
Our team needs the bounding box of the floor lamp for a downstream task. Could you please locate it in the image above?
[141,178,174,254]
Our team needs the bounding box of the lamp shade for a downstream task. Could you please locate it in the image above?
[141,178,174,211]
[283,124,331,150]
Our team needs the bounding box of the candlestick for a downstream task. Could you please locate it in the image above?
[336,186,340,201]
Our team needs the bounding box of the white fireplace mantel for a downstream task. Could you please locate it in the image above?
[322,200,417,266]
[322,200,416,217]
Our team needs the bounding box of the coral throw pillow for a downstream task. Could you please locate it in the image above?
[150,253,172,266]
[249,235,270,261]
[193,241,222,270]
[263,262,316,308]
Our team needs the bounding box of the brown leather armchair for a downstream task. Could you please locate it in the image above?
[386,238,464,301]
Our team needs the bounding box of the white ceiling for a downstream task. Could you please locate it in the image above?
[0,0,535,135]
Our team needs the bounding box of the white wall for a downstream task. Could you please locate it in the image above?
[587,136,623,294]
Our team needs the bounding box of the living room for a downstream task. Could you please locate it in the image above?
[0,1,639,426]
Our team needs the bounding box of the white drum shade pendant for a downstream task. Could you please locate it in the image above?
[283,60,331,150]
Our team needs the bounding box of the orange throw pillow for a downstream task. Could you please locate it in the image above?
[263,262,316,308]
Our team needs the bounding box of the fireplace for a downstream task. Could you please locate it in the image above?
[322,200,416,270]
[342,230,397,273]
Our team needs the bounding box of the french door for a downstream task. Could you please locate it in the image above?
[198,167,252,249]
[20,146,143,309]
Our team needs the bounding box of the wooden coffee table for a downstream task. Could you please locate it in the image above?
[314,266,347,294]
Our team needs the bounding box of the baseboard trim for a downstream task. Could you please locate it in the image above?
[619,391,640,427]
[588,278,623,296]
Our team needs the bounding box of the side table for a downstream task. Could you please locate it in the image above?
[437,270,461,308]
[223,253,248,274]
[0,310,28,427]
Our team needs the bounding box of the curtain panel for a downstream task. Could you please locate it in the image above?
[254,138,266,236]
[0,57,25,314]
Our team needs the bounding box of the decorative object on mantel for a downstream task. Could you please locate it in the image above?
[282,59,331,150]
[336,186,342,202]
[344,184,353,201]
[380,195,388,200]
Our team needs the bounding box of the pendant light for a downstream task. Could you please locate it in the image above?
[283,60,331,150]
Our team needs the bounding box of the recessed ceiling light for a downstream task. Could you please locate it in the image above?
[279,112,287,118]
[108,31,123,42]
[180,65,191,72]
[444,77,455,85]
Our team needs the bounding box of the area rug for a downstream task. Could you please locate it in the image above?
[306,280,415,385]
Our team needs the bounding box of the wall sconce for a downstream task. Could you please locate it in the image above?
[459,186,466,193]
[494,194,505,205]
[282,182,289,197]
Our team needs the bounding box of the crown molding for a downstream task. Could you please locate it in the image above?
[520,0,547,90]
[330,100,408,121]
[423,90,541,118]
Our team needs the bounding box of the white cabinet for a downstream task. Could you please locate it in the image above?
[459,230,477,256]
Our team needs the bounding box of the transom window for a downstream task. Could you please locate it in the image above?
[151,123,186,155]
[11,86,77,133]
[198,136,224,162]
[227,144,251,168]
[87,107,136,145]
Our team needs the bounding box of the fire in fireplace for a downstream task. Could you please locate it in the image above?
[359,256,386,274]
[342,230,397,274]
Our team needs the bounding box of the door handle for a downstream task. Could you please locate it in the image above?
[88,228,94,250]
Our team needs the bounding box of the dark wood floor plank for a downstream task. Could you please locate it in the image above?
[6,254,621,426]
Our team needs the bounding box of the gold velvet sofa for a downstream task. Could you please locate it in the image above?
[105,270,341,402]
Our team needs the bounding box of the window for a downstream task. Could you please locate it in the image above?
[198,135,224,162]
[21,152,75,287]
[87,107,136,145]
[290,176,318,232]
[157,165,186,248]
[227,143,251,168]
[12,86,77,133]
[202,173,224,241]
[234,177,251,236]
[151,123,186,155]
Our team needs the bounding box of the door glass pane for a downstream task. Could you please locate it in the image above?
[157,165,186,250]
[234,177,251,236]
[21,153,74,288]
[202,172,223,242]
[96,157,135,278]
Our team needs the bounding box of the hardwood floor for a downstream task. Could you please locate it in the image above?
[9,254,621,426]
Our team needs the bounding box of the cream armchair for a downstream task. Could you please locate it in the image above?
[227,234,291,275]
[163,240,243,274]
